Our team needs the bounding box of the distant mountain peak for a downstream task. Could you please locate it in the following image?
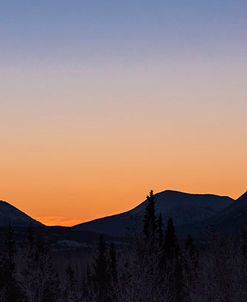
[74,189,233,236]
[158,190,187,196]
[0,199,42,227]
[237,191,247,202]
[156,190,230,198]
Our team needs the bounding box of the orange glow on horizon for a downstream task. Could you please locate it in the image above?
[36,216,83,227]
[1,60,246,227]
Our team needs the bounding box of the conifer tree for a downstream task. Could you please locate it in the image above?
[159,218,183,301]
[143,190,157,242]
[185,235,194,252]
[64,264,80,302]
[109,243,117,282]
[0,226,27,302]
[185,234,198,267]
[82,264,92,299]
[163,218,177,260]
[174,249,185,302]
[92,235,110,302]
[183,234,199,301]
[66,264,76,291]
[157,213,164,247]
[242,231,247,259]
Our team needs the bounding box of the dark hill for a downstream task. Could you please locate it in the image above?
[74,190,233,236]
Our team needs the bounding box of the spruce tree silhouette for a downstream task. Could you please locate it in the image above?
[109,243,117,282]
[84,264,92,298]
[185,235,194,252]
[92,235,110,302]
[66,264,76,292]
[184,234,199,300]
[185,234,198,265]
[64,264,79,302]
[157,213,164,247]
[143,190,157,242]
[159,218,184,301]
[174,249,185,302]
[242,232,247,259]
[164,218,177,260]
[0,226,27,302]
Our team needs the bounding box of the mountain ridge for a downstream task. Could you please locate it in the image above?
[2,190,247,239]
[0,200,43,227]
[73,190,234,236]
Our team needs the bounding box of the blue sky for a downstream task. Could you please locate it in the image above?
[1,1,247,64]
[0,1,247,224]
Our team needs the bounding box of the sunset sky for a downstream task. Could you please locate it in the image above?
[0,1,246,226]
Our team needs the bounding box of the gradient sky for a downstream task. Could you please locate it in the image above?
[0,1,246,226]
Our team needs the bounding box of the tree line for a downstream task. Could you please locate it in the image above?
[1,191,247,301]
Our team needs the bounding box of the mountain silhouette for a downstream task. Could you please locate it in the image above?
[2,190,247,239]
[0,200,42,227]
[74,190,233,236]
[200,191,247,235]
[236,191,247,203]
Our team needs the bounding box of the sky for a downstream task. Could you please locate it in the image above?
[0,1,246,226]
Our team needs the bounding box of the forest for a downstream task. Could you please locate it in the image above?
[1,191,247,302]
